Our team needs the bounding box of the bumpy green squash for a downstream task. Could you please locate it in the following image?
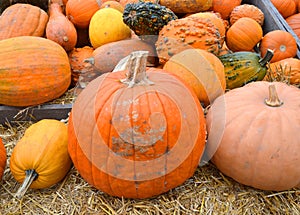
[219,49,274,89]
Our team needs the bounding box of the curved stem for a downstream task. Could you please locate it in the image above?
[259,49,274,67]
[15,169,38,199]
[265,84,283,107]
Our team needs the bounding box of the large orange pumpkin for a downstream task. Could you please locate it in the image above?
[0,36,71,107]
[68,51,206,199]
[259,30,297,63]
[226,17,263,52]
[0,138,6,180]
[206,81,300,191]
[0,3,49,40]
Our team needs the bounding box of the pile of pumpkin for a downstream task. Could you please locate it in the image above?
[0,0,299,200]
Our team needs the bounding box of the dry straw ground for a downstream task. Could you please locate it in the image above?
[0,71,300,214]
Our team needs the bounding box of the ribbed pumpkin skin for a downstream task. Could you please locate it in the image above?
[0,138,6,180]
[0,36,71,107]
[206,81,300,191]
[68,67,206,199]
[0,4,48,40]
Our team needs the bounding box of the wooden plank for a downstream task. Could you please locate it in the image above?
[0,103,72,125]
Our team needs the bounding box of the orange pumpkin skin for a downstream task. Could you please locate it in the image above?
[286,13,300,39]
[46,3,77,52]
[159,0,212,14]
[156,16,222,65]
[100,1,124,13]
[68,52,206,199]
[0,36,71,107]
[206,81,300,191]
[230,4,264,26]
[210,0,242,20]
[66,0,102,29]
[271,0,296,18]
[266,57,300,85]
[259,30,297,63]
[0,138,6,180]
[0,4,48,40]
[226,17,263,52]
[163,49,226,106]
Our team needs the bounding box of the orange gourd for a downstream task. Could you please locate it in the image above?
[163,49,226,106]
[210,0,242,20]
[0,3,48,40]
[270,0,296,18]
[0,138,6,180]
[66,0,102,29]
[259,30,297,63]
[46,3,77,52]
[230,4,264,26]
[206,81,300,191]
[0,36,71,107]
[226,17,263,52]
[156,16,222,65]
[68,51,206,199]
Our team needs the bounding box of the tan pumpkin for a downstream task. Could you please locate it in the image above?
[265,57,300,85]
[0,3,48,40]
[229,4,264,26]
[66,0,102,29]
[226,17,263,52]
[206,81,300,191]
[155,16,222,65]
[46,3,77,52]
[0,36,71,107]
[163,49,226,106]
[10,119,72,198]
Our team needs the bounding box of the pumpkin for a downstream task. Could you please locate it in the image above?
[219,49,274,89]
[229,4,264,26]
[89,7,132,49]
[66,0,102,29]
[210,0,242,20]
[100,1,125,13]
[68,51,206,199]
[0,36,71,107]
[226,17,263,52]
[189,11,226,44]
[155,16,222,65]
[285,13,300,39]
[68,46,94,87]
[122,1,177,43]
[259,30,297,63]
[265,57,300,85]
[0,3,48,40]
[206,81,300,191]
[46,3,77,52]
[91,38,158,73]
[159,0,212,14]
[0,138,6,180]
[163,49,226,106]
[10,119,72,198]
[270,0,296,18]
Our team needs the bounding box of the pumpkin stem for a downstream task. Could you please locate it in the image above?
[259,49,274,67]
[15,169,38,199]
[265,84,283,107]
[120,51,154,87]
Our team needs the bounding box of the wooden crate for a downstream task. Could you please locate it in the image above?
[242,0,300,58]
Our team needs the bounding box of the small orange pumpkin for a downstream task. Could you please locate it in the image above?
[159,0,212,14]
[226,17,263,52]
[271,0,296,18]
[210,0,242,20]
[46,3,77,52]
[285,13,300,39]
[0,138,6,180]
[66,0,102,29]
[259,30,297,63]
[100,1,124,13]
[230,4,264,26]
